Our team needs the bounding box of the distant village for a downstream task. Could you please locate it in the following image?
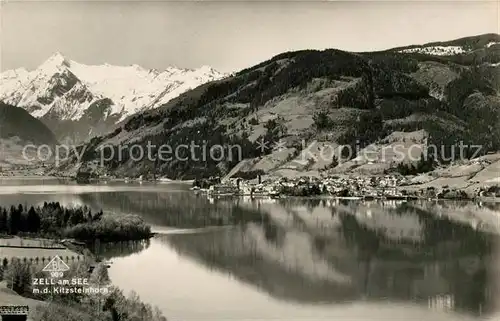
[192,174,414,199]
[5,160,498,201]
[192,174,500,201]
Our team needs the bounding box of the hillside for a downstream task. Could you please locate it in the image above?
[0,102,58,168]
[0,102,58,153]
[0,53,226,142]
[0,102,57,145]
[55,34,500,181]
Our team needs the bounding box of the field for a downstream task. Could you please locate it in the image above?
[0,237,64,248]
[0,237,82,265]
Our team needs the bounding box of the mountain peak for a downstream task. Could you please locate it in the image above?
[50,51,66,61]
[38,52,70,73]
[0,53,226,136]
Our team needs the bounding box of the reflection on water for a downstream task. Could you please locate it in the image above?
[93,239,151,260]
[1,180,499,320]
[159,199,499,316]
[88,193,500,320]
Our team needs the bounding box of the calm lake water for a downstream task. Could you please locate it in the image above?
[1,178,500,321]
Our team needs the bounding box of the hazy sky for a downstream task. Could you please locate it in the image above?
[1,0,499,73]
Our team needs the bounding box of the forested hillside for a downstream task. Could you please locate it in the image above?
[57,34,500,179]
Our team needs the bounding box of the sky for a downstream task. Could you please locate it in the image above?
[1,0,499,73]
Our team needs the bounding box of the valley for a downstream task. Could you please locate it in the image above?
[2,2,499,321]
[37,34,498,198]
[0,34,500,321]
[1,34,499,202]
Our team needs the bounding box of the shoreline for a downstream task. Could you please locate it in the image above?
[204,193,500,203]
[197,172,500,202]
[195,186,499,202]
[1,172,497,202]
[0,174,196,185]
[0,175,61,180]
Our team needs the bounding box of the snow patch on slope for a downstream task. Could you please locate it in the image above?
[485,41,500,48]
[399,46,468,56]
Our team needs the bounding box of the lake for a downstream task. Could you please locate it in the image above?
[1,178,500,321]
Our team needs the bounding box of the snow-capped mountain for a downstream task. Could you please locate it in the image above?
[0,53,226,139]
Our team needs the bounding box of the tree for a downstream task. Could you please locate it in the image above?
[103,296,121,321]
[8,205,21,234]
[89,263,110,287]
[4,258,32,295]
[63,209,71,226]
[69,209,85,226]
[93,210,104,222]
[397,153,435,175]
[313,111,330,130]
[249,117,259,125]
[27,206,41,233]
[261,118,287,153]
[31,303,99,321]
[0,208,7,233]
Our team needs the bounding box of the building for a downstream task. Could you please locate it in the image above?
[208,184,239,196]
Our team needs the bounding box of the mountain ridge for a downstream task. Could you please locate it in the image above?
[0,33,491,188]
[0,53,227,142]
[53,33,500,181]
